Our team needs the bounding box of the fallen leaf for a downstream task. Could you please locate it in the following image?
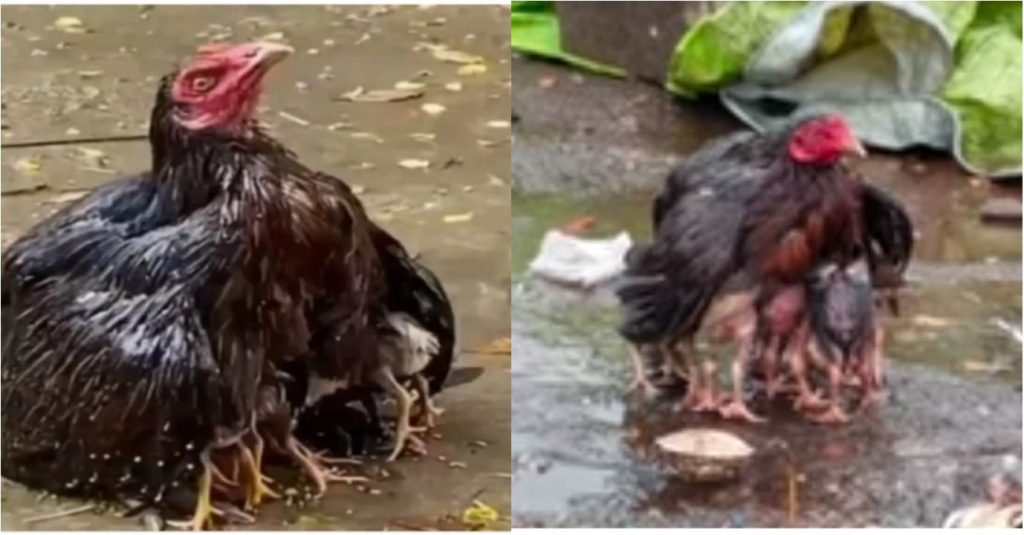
[349,132,384,143]
[421,103,446,116]
[14,155,42,174]
[277,111,310,126]
[77,70,103,78]
[457,64,487,76]
[410,132,436,142]
[75,147,109,169]
[335,86,423,103]
[43,190,90,205]
[477,138,509,148]
[65,127,81,136]
[352,185,367,194]
[54,16,86,33]
[462,500,499,529]
[327,121,354,131]
[444,81,463,92]
[443,212,474,224]
[963,360,1011,374]
[474,336,511,354]
[488,174,505,186]
[398,159,430,170]
[561,216,596,234]
[349,162,375,171]
[394,80,425,91]
[487,120,510,129]
[912,315,952,328]
[431,47,483,65]
[260,32,286,42]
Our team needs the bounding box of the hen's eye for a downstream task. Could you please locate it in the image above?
[191,76,215,92]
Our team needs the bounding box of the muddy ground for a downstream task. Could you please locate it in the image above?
[511,56,1022,528]
[0,5,511,531]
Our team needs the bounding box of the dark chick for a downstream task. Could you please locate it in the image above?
[792,264,884,424]
[617,114,912,423]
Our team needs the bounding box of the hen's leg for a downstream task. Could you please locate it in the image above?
[238,440,279,510]
[627,344,658,397]
[718,333,766,423]
[761,336,787,399]
[373,367,426,461]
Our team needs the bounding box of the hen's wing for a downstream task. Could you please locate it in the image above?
[2,182,254,501]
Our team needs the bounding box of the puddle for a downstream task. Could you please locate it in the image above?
[510,62,1022,527]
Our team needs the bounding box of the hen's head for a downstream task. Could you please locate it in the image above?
[787,114,866,165]
[169,41,292,131]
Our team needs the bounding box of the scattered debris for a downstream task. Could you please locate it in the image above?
[277,111,310,126]
[54,16,87,34]
[474,337,511,355]
[443,212,474,224]
[23,504,97,525]
[421,103,447,116]
[398,159,430,170]
[335,86,424,103]
[410,132,436,143]
[444,82,463,92]
[14,155,43,174]
[394,80,425,91]
[457,64,487,76]
[462,500,499,530]
[349,132,384,144]
[528,230,633,288]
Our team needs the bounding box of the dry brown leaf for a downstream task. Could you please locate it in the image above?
[432,47,483,65]
[443,212,474,224]
[336,86,423,103]
[349,132,384,143]
[457,64,487,76]
[912,315,952,328]
[398,159,430,170]
[475,336,511,354]
[14,156,42,174]
[55,16,87,33]
[444,81,463,92]
[394,80,425,91]
[421,103,447,116]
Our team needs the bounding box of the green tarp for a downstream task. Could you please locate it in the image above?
[511,1,1022,177]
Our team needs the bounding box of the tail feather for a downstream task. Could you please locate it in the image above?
[615,272,710,344]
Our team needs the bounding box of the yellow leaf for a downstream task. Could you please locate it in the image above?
[54,16,86,33]
[394,80,425,91]
[475,336,511,354]
[444,81,463,92]
[443,212,474,223]
[462,500,499,528]
[14,156,42,174]
[431,47,483,65]
[457,64,487,76]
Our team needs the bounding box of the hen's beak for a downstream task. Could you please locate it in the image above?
[251,42,293,70]
[847,138,868,158]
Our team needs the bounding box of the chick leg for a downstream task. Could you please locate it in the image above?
[190,450,218,531]
[806,362,849,425]
[373,368,427,461]
[690,360,721,412]
[412,373,444,428]
[285,437,366,498]
[761,336,787,399]
[717,334,766,423]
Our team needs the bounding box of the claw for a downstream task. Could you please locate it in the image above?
[717,397,766,423]
[805,404,850,425]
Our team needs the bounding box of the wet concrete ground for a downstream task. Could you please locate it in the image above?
[1,5,510,530]
[511,56,1022,528]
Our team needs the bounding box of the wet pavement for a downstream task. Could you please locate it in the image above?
[511,56,1022,528]
[1,5,510,531]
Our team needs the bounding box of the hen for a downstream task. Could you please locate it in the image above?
[617,115,912,422]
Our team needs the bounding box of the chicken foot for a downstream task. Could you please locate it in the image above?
[284,436,366,498]
[627,344,659,398]
[717,335,766,423]
[411,373,444,428]
[372,367,427,461]
[237,437,279,511]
